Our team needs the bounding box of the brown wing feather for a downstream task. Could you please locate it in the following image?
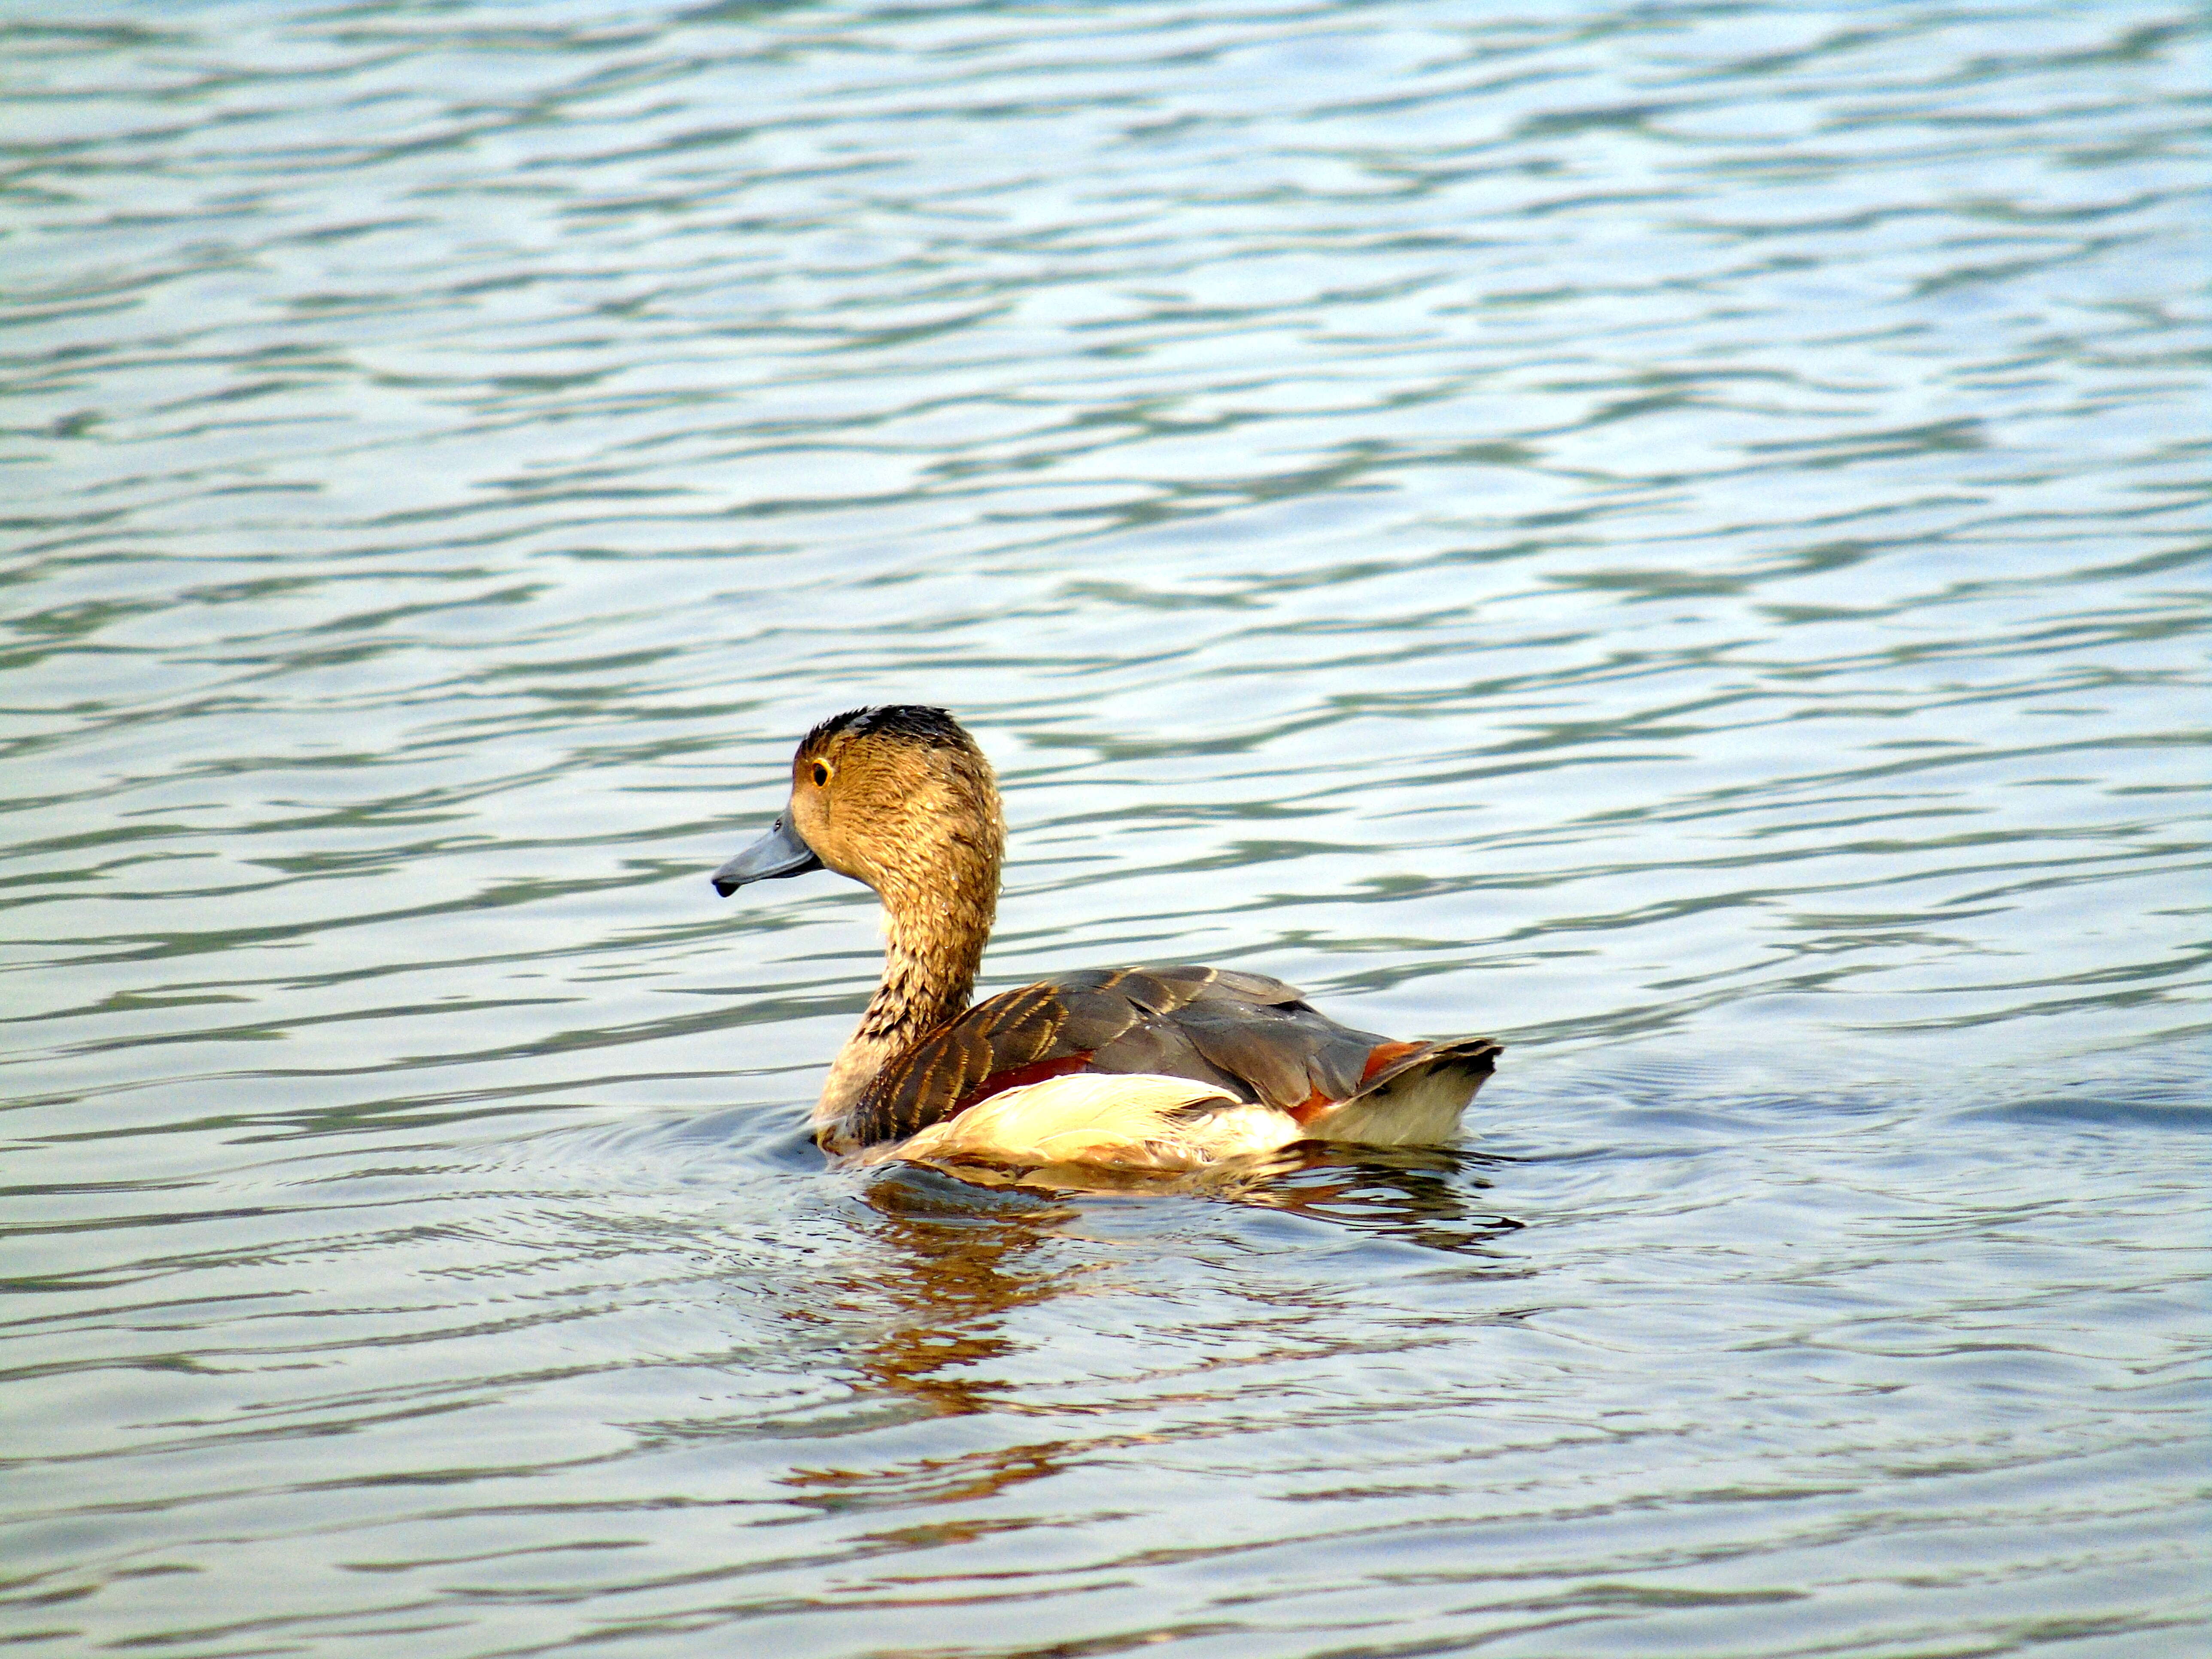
[839,964,1433,1149]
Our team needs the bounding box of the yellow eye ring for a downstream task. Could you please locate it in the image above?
[809,760,831,788]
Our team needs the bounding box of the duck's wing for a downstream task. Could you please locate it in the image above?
[833,964,1495,1150]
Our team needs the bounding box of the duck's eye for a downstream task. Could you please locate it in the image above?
[809,761,831,788]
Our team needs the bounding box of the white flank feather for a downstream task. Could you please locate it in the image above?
[895,1073,1304,1170]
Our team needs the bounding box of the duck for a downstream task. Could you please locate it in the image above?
[712,705,1501,1170]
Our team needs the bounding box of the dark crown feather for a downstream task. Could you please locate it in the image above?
[800,704,974,756]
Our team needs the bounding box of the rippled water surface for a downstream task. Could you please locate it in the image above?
[3,0,2208,1653]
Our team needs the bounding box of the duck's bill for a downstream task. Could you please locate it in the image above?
[711,814,823,895]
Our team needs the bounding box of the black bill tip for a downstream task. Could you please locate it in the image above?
[711,813,824,896]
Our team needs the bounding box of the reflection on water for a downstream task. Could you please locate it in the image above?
[842,1150,1522,1419]
[845,1170,1079,1422]
[1258,1147,1525,1257]
[2,0,2207,1653]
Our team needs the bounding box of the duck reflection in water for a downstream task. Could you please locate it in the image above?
[832,1167,1076,1422]
[823,1146,1524,1420]
[776,1148,1521,1517]
[774,1169,1082,1518]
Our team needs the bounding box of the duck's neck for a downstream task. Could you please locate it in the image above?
[816,865,997,1126]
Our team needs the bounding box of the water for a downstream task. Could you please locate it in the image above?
[3,0,2207,1652]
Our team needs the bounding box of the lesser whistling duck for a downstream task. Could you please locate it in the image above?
[713,706,1501,1169]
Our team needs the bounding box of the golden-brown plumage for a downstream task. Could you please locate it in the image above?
[712,706,1501,1166]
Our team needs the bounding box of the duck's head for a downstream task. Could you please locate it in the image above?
[711,705,1005,910]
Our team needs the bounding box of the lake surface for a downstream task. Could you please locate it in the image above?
[3,0,2207,1653]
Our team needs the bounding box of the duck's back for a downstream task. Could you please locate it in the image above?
[830,964,1491,1152]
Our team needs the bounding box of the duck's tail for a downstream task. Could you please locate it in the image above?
[1302,1036,1502,1147]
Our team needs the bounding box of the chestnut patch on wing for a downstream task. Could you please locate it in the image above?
[950,1050,1096,1116]
[1359,1040,1426,1085]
